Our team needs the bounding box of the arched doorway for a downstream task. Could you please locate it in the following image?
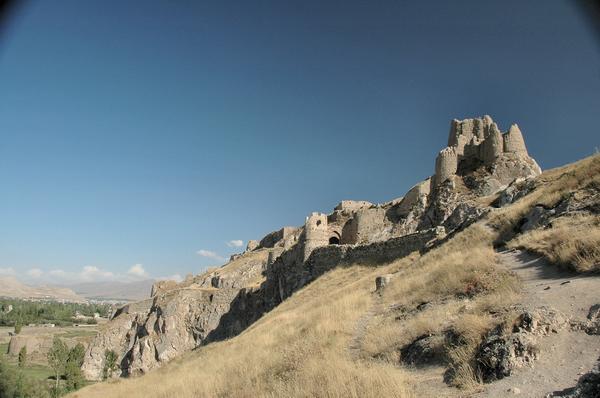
[329,236,340,245]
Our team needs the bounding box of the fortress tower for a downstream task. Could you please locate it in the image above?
[303,212,329,261]
[434,146,458,186]
[481,122,504,166]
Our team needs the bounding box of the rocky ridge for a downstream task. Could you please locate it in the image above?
[81,116,543,380]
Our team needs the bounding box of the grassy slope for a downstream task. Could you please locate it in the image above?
[70,154,600,398]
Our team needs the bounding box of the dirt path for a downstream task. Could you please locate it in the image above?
[477,249,600,398]
[347,290,383,360]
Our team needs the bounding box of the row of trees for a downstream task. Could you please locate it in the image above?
[0,299,111,327]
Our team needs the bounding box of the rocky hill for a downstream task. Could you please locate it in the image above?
[73,116,600,397]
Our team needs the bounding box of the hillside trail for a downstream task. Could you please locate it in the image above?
[477,249,600,398]
[347,290,384,360]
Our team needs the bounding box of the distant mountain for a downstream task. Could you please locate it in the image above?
[67,279,154,301]
[0,276,85,302]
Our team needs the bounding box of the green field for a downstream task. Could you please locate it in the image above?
[1,350,54,382]
[58,328,98,339]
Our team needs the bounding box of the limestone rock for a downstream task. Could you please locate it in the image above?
[442,202,488,232]
[520,205,555,232]
[496,178,537,207]
[476,307,568,382]
[82,310,148,380]
[476,330,539,382]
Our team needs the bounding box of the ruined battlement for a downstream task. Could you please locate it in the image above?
[434,116,538,186]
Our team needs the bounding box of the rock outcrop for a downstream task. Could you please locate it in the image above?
[476,307,569,382]
[82,115,543,379]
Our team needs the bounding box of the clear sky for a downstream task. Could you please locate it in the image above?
[0,0,599,284]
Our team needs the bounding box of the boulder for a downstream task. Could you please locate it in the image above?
[246,240,259,252]
[495,178,537,207]
[400,334,446,366]
[476,330,539,382]
[476,307,567,382]
[520,205,555,232]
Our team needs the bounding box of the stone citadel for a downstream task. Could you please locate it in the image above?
[81,115,542,379]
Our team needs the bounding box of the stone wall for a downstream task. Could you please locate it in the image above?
[272,228,441,303]
[258,226,299,249]
[341,207,387,244]
[303,212,329,260]
[334,200,373,212]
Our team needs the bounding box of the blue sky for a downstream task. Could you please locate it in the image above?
[0,0,599,284]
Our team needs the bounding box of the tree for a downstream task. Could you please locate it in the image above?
[14,320,22,335]
[65,343,85,391]
[102,349,118,380]
[47,337,68,390]
[18,346,26,368]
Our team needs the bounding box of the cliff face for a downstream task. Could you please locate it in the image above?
[82,116,543,380]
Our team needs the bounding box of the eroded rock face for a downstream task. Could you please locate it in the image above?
[82,309,149,380]
[125,288,241,375]
[82,250,270,380]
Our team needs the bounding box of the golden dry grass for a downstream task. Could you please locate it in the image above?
[361,223,520,389]
[508,213,600,273]
[71,262,416,398]
[70,154,600,397]
[488,153,600,240]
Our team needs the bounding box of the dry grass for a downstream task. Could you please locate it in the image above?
[488,153,600,240]
[70,154,600,397]
[508,214,600,273]
[362,223,520,389]
[71,262,416,398]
